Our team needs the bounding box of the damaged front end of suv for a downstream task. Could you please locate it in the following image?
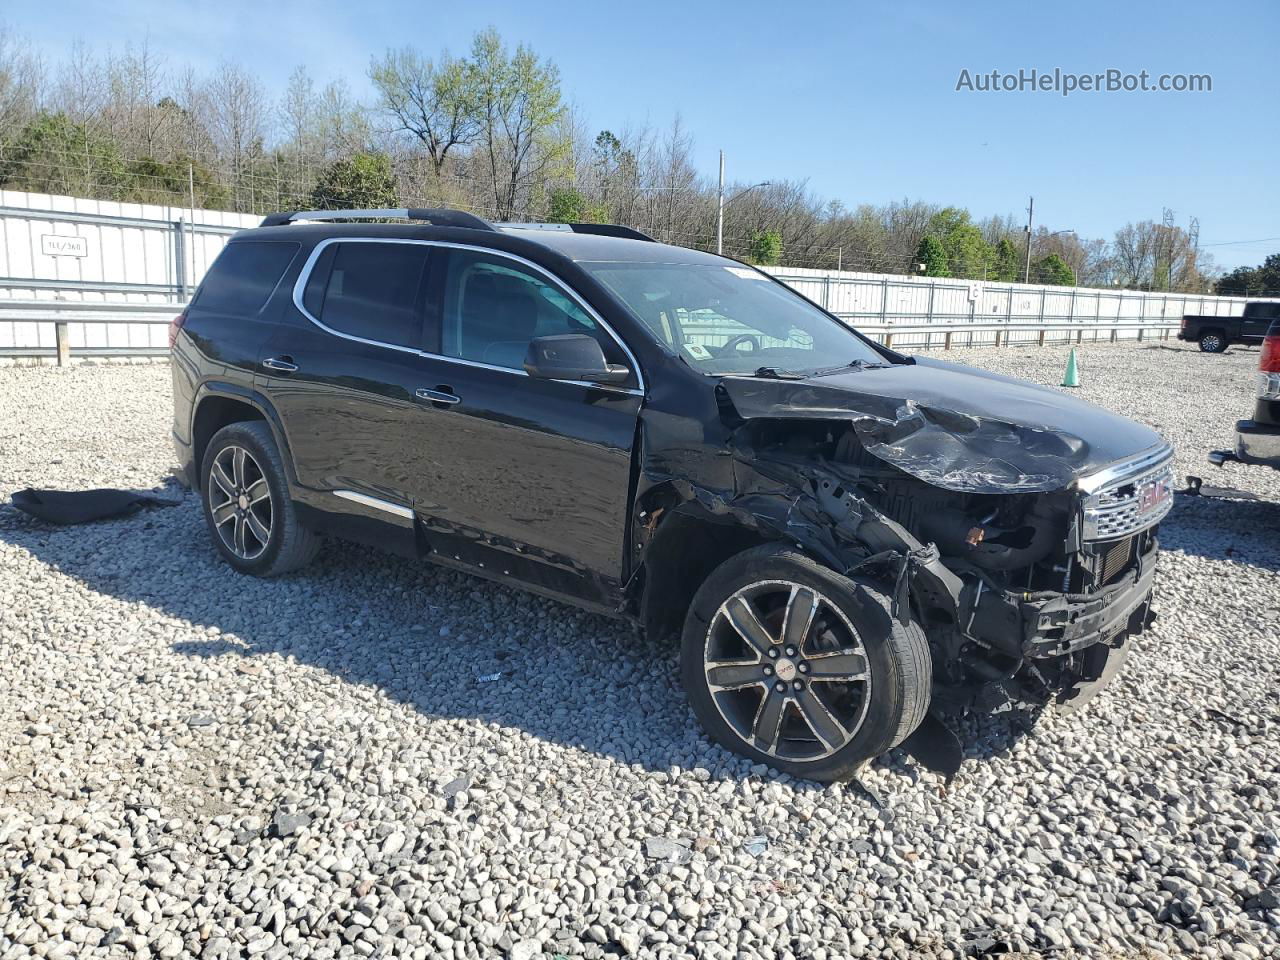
[632,355,1174,773]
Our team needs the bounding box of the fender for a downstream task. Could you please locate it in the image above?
[190,379,301,490]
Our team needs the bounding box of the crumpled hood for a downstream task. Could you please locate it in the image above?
[718,355,1166,493]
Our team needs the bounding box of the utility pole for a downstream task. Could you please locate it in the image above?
[716,150,725,256]
[1022,195,1034,283]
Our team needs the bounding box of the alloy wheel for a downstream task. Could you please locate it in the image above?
[1201,335,1221,352]
[703,580,872,762]
[207,445,273,560]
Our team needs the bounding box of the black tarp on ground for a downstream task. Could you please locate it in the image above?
[9,488,182,525]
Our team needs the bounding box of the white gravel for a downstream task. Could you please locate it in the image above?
[1,341,1277,960]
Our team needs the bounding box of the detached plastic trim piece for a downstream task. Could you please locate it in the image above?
[10,488,183,524]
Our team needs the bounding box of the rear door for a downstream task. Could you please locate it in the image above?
[257,238,435,508]
[182,240,301,376]
[402,246,643,605]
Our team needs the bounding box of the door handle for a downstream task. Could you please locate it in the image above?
[415,387,461,405]
[262,356,298,373]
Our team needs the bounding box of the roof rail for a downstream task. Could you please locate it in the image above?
[259,208,496,231]
[498,221,655,242]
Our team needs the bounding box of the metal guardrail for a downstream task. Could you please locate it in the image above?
[0,303,1180,367]
[851,320,1180,348]
[0,300,180,364]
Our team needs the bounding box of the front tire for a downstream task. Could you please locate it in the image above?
[201,421,320,577]
[680,544,931,782]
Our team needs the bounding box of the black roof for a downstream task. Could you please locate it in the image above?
[238,218,729,266]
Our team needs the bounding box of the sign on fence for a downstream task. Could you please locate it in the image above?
[41,234,89,258]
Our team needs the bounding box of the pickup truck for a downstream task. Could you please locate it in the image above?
[1209,321,1280,470]
[170,207,1175,781]
[1180,301,1280,352]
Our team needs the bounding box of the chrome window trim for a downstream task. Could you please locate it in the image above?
[289,236,645,396]
[333,489,415,520]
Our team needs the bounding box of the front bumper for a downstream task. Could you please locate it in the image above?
[1019,543,1158,658]
[966,539,1159,660]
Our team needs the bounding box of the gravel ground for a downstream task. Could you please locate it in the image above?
[1,341,1277,960]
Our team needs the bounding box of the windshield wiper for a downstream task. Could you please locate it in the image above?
[810,358,889,377]
[752,366,808,379]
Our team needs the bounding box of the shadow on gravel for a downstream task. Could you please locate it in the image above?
[0,493,1054,784]
[1,495,728,779]
[1162,495,1280,572]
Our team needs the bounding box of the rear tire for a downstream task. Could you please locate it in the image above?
[1198,331,1227,353]
[201,421,321,577]
[679,544,931,782]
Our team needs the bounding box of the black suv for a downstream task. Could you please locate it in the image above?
[172,208,1175,781]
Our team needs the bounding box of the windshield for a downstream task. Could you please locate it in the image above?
[581,261,887,375]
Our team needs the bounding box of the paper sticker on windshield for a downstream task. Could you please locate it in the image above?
[724,266,766,280]
[682,342,714,361]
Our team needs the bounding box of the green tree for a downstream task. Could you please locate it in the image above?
[926,207,991,279]
[369,47,481,175]
[991,237,1022,282]
[309,152,397,208]
[547,187,605,224]
[0,112,128,198]
[915,235,949,277]
[123,156,228,208]
[1215,253,1280,296]
[1033,253,1075,286]
[748,230,782,265]
[471,27,566,220]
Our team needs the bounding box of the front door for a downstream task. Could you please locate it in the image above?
[405,247,643,606]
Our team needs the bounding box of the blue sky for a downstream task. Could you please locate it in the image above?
[8,0,1277,269]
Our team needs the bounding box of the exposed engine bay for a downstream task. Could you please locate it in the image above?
[674,412,1169,717]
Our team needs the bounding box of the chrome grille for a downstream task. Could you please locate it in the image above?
[1080,447,1175,542]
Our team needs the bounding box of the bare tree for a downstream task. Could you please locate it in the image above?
[52,40,106,128]
[205,62,268,209]
[317,78,370,160]
[472,28,566,220]
[104,40,169,156]
[0,24,42,154]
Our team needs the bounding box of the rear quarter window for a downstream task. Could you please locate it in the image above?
[300,241,431,348]
[192,241,300,316]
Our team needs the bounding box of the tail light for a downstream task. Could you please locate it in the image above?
[1259,330,1280,399]
[168,312,187,350]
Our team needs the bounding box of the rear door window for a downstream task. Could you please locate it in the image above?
[193,241,300,316]
[301,241,432,349]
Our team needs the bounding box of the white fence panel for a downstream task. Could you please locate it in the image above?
[0,190,1276,360]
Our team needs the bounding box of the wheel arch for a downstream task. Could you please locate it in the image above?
[638,511,780,643]
[191,383,294,491]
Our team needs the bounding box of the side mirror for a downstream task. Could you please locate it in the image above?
[523,334,631,385]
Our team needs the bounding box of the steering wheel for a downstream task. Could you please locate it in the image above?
[720,334,761,355]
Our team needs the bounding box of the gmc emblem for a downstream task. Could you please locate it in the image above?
[1138,479,1169,513]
